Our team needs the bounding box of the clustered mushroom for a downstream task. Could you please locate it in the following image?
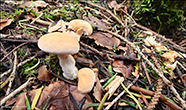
[37,19,93,81]
[161,51,179,71]
[77,68,96,93]
[38,32,79,80]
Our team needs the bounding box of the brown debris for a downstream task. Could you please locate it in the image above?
[83,14,111,31]
[37,65,53,81]
[0,19,13,30]
[86,32,120,50]
[12,81,93,110]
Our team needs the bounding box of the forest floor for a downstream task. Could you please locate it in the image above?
[0,0,186,110]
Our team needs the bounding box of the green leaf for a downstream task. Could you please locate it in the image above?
[25,93,31,110]
[102,73,117,88]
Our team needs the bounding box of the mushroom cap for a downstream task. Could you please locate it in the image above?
[38,32,79,54]
[77,68,95,93]
[69,19,93,35]
[162,51,178,63]
[144,36,156,47]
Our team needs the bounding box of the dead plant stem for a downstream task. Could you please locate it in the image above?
[104,75,139,110]
[107,30,186,109]
[6,51,17,95]
[1,55,36,78]
[79,0,125,27]
[0,42,27,62]
[0,78,35,107]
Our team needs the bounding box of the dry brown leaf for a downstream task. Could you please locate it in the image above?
[5,97,18,107]
[112,60,125,73]
[144,36,156,47]
[92,69,102,102]
[112,60,134,78]
[19,1,49,8]
[87,32,120,50]
[117,46,128,52]
[117,44,135,54]
[83,14,111,31]
[0,19,8,23]
[107,76,124,99]
[142,46,152,53]
[164,61,177,71]
[93,77,103,102]
[108,1,119,9]
[37,65,53,81]
[0,19,13,30]
[12,81,93,110]
[70,85,93,110]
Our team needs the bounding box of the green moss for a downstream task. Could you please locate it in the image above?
[132,0,185,33]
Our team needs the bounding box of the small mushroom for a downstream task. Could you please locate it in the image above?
[38,32,79,80]
[144,36,156,47]
[77,68,95,93]
[162,51,178,63]
[69,19,93,37]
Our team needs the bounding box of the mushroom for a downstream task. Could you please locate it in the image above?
[77,68,95,93]
[38,32,79,80]
[161,51,178,63]
[69,19,93,40]
[144,36,156,47]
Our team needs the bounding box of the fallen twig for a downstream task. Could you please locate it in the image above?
[79,0,125,27]
[141,61,151,85]
[104,75,139,110]
[128,21,186,53]
[107,30,186,109]
[147,77,163,110]
[80,0,185,53]
[1,55,36,78]
[80,41,139,61]
[0,42,27,62]
[129,85,182,110]
[0,78,35,107]
[6,51,17,95]
[0,39,37,43]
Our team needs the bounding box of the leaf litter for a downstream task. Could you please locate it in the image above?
[0,0,186,110]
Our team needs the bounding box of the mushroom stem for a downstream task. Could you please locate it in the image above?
[57,54,78,80]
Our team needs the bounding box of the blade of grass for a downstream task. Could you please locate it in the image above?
[84,103,100,109]
[102,73,117,88]
[121,99,136,108]
[108,65,113,76]
[97,92,109,110]
[25,93,31,110]
[25,59,40,73]
[121,82,143,110]
[0,76,11,89]
[31,86,44,110]
[130,92,151,99]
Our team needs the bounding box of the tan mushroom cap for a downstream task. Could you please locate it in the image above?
[69,19,93,35]
[38,32,79,54]
[77,68,95,93]
[162,51,178,63]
